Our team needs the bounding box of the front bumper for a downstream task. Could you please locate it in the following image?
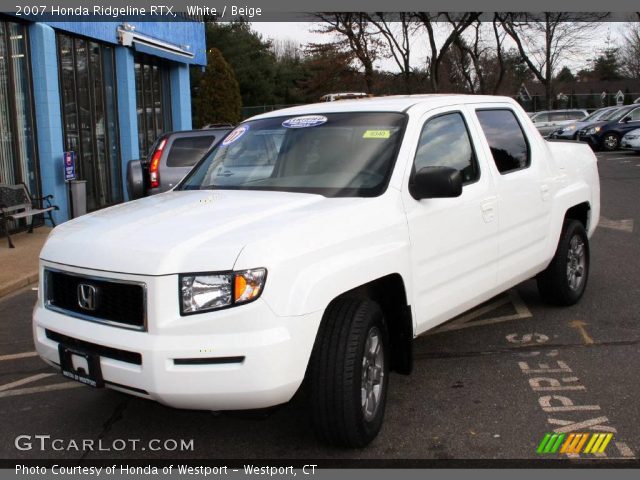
[33,263,323,411]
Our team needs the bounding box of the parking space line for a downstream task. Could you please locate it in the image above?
[0,373,54,392]
[429,290,532,334]
[598,217,634,233]
[0,351,38,362]
[570,321,594,345]
[0,381,83,399]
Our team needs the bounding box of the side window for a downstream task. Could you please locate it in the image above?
[476,109,530,174]
[629,108,640,121]
[414,112,479,184]
[549,112,566,122]
[532,113,548,123]
[166,136,216,167]
[568,112,585,120]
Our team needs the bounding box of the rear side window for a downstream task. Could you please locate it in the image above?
[549,112,567,121]
[414,112,479,184]
[476,109,530,174]
[166,136,216,167]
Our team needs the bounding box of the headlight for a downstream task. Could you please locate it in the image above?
[587,127,601,135]
[563,125,576,132]
[180,268,267,314]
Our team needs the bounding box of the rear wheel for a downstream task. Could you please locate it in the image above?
[537,220,590,306]
[309,298,389,448]
[602,133,620,151]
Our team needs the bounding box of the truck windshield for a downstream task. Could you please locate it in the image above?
[177,112,407,197]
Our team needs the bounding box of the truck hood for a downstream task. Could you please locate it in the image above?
[41,190,342,275]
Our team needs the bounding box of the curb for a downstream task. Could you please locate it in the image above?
[0,272,39,299]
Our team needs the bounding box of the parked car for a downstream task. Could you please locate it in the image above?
[621,128,640,152]
[549,107,620,140]
[577,104,640,151]
[34,95,599,448]
[530,109,588,137]
[127,126,233,199]
[319,92,370,102]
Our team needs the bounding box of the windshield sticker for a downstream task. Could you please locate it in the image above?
[221,125,249,146]
[363,130,391,139]
[282,115,328,129]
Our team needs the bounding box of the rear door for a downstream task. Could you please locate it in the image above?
[471,104,553,290]
[403,106,499,332]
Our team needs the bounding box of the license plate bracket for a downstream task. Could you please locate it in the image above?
[58,344,104,388]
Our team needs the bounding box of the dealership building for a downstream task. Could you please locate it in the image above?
[0,15,206,222]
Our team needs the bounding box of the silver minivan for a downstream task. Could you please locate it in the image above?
[530,109,588,137]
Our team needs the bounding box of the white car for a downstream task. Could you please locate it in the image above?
[621,128,640,152]
[34,95,600,448]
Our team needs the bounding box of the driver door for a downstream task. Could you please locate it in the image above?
[403,106,499,333]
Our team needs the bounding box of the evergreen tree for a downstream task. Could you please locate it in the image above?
[192,48,242,127]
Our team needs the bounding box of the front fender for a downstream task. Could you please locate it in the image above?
[233,192,413,318]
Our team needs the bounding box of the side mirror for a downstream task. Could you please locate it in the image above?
[409,166,463,200]
[622,116,631,123]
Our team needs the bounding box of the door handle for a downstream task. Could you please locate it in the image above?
[540,184,550,201]
[480,199,496,223]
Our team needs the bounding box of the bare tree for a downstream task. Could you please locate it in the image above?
[621,22,640,79]
[313,13,383,93]
[413,12,482,92]
[449,16,508,94]
[366,13,417,93]
[271,38,301,61]
[499,13,604,108]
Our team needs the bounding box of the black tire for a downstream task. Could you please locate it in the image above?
[309,298,389,448]
[537,219,590,306]
[601,132,620,151]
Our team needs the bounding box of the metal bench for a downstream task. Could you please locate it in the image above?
[0,183,59,248]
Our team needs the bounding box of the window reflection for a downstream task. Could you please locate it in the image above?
[134,54,172,158]
[0,20,38,196]
[57,33,122,211]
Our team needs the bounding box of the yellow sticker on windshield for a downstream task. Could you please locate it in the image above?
[363,130,390,139]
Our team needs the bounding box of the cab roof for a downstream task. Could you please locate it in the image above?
[250,94,518,120]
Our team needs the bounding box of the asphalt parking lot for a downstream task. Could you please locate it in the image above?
[1,150,639,464]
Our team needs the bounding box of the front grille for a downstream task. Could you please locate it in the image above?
[45,269,146,330]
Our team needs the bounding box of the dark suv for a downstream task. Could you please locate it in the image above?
[577,105,640,151]
[127,126,232,199]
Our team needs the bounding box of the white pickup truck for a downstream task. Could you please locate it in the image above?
[33,95,599,448]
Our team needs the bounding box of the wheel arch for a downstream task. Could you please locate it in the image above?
[315,274,413,375]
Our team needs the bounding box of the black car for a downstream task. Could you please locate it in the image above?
[577,105,640,151]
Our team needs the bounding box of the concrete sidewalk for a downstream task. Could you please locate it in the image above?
[0,227,51,298]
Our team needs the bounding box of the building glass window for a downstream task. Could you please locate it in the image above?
[0,19,38,195]
[57,33,122,211]
[135,54,172,158]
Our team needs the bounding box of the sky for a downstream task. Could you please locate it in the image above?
[250,21,631,75]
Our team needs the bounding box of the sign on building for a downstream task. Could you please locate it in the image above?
[63,151,76,181]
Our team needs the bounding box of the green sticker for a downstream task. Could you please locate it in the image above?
[363,130,390,139]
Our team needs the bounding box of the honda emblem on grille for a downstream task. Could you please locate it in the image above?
[77,284,97,311]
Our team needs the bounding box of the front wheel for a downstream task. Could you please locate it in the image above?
[309,299,389,448]
[537,219,590,306]
[601,133,620,151]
